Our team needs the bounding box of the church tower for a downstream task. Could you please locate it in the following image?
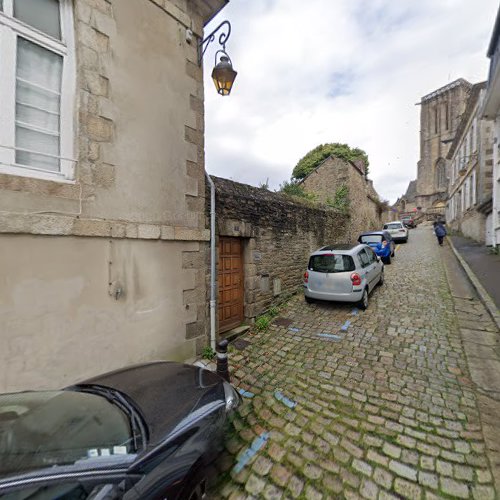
[416,79,472,212]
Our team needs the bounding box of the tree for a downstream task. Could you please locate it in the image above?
[292,143,369,180]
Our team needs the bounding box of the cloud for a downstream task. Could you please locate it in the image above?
[204,0,498,203]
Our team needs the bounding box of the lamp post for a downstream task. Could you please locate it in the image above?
[199,20,237,96]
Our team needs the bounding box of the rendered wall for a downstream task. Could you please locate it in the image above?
[0,0,218,391]
[0,235,201,392]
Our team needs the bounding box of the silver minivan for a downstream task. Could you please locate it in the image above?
[303,244,384,309]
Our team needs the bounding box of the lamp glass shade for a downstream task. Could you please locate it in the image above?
[212,56,237,96]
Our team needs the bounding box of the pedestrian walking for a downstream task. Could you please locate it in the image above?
[434,221,447,246]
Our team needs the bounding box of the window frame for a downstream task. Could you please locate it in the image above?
[0,0,76,182]
[358,249,371,268]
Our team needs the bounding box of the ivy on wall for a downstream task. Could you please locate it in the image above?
[292,143,369,180]
[326,184,350,214]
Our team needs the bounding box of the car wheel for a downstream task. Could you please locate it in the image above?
[305,295,314,304]
[358,288,369,310]
[404,238,408,243]
[378,270,384,286]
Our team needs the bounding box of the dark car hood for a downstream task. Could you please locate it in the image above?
[68,362,224,447]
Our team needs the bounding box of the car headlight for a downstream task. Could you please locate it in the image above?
[223,381,241,413]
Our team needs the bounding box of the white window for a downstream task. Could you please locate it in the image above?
[465,178,470,210]
[472,118,477,153]
[0,0,75,181]
[471,170,476,205]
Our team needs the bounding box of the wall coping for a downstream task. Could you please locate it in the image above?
[0,213,209,241]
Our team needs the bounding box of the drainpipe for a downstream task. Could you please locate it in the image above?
[205,172,217,351]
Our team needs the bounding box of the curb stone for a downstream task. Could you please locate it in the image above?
[447,236,500,331]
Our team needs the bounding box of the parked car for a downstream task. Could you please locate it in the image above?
[382,221,409,243]
[401,215,416,228]
[0,362,241,500]
[303,243,384,310]
[357,231,395,264]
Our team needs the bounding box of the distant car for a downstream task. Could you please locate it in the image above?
[358,231,395,264]
[383,221,409,243]
[303,243,384,310]
[401,216,416,228]
[0,362,241,500]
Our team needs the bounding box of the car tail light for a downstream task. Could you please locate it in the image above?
[350,273,362,286]
[304,271,309,283]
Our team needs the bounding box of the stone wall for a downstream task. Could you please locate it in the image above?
[300,156,383,235]
[210,176,350,321]
[450,210,486,243]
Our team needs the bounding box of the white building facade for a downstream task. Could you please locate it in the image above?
[482,8,500,248]
[447,84,495,243]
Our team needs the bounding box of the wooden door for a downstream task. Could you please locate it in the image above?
[218,237,244,333]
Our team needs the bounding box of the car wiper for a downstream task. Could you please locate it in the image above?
[71,385,146,452]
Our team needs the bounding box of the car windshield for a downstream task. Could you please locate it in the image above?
[360,235,383,244]
[308,254,355,273]
[0,390,134,477]
[385,223,402,230]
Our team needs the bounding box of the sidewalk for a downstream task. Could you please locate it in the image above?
[449,234,500,311]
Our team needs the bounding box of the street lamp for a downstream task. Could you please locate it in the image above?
[199,20,237,96]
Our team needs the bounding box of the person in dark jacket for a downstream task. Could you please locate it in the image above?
[434,221,447,246]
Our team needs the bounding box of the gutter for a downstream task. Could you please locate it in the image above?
[205,172,217,350]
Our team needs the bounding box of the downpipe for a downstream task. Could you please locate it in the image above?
[205,172,217,351]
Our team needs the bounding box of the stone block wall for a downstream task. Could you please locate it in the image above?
[300,156,383,235]
[209,176,350,321]
[451,210,486,244]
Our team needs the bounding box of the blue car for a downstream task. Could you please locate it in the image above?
[358,231,395,264]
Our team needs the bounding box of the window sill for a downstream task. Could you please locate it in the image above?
[0,163,75,184]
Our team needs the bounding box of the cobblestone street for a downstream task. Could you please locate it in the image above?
[212,227,499,500]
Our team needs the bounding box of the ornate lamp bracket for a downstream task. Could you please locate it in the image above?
[199,20,232,66]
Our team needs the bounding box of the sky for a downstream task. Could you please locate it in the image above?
[203,0,499,204]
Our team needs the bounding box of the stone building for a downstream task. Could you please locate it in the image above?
[482,6,500,249]
[299,155,383,235]
[209,176,350,332]
[415,79,472,215]
[393,180,418,219]
[0,0,227,392]
[446,83,495,243]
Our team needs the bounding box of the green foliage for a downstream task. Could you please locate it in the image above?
[326,184,350,214]
[279,180,317,201]
[255,315,271,331]
[292,143,369,180]
[201,346,215,360]
[259,178,270,190]
[268,305,280,317]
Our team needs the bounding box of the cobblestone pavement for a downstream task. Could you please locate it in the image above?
[211,227,499,500]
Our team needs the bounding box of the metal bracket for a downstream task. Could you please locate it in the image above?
[199,20,231,66]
